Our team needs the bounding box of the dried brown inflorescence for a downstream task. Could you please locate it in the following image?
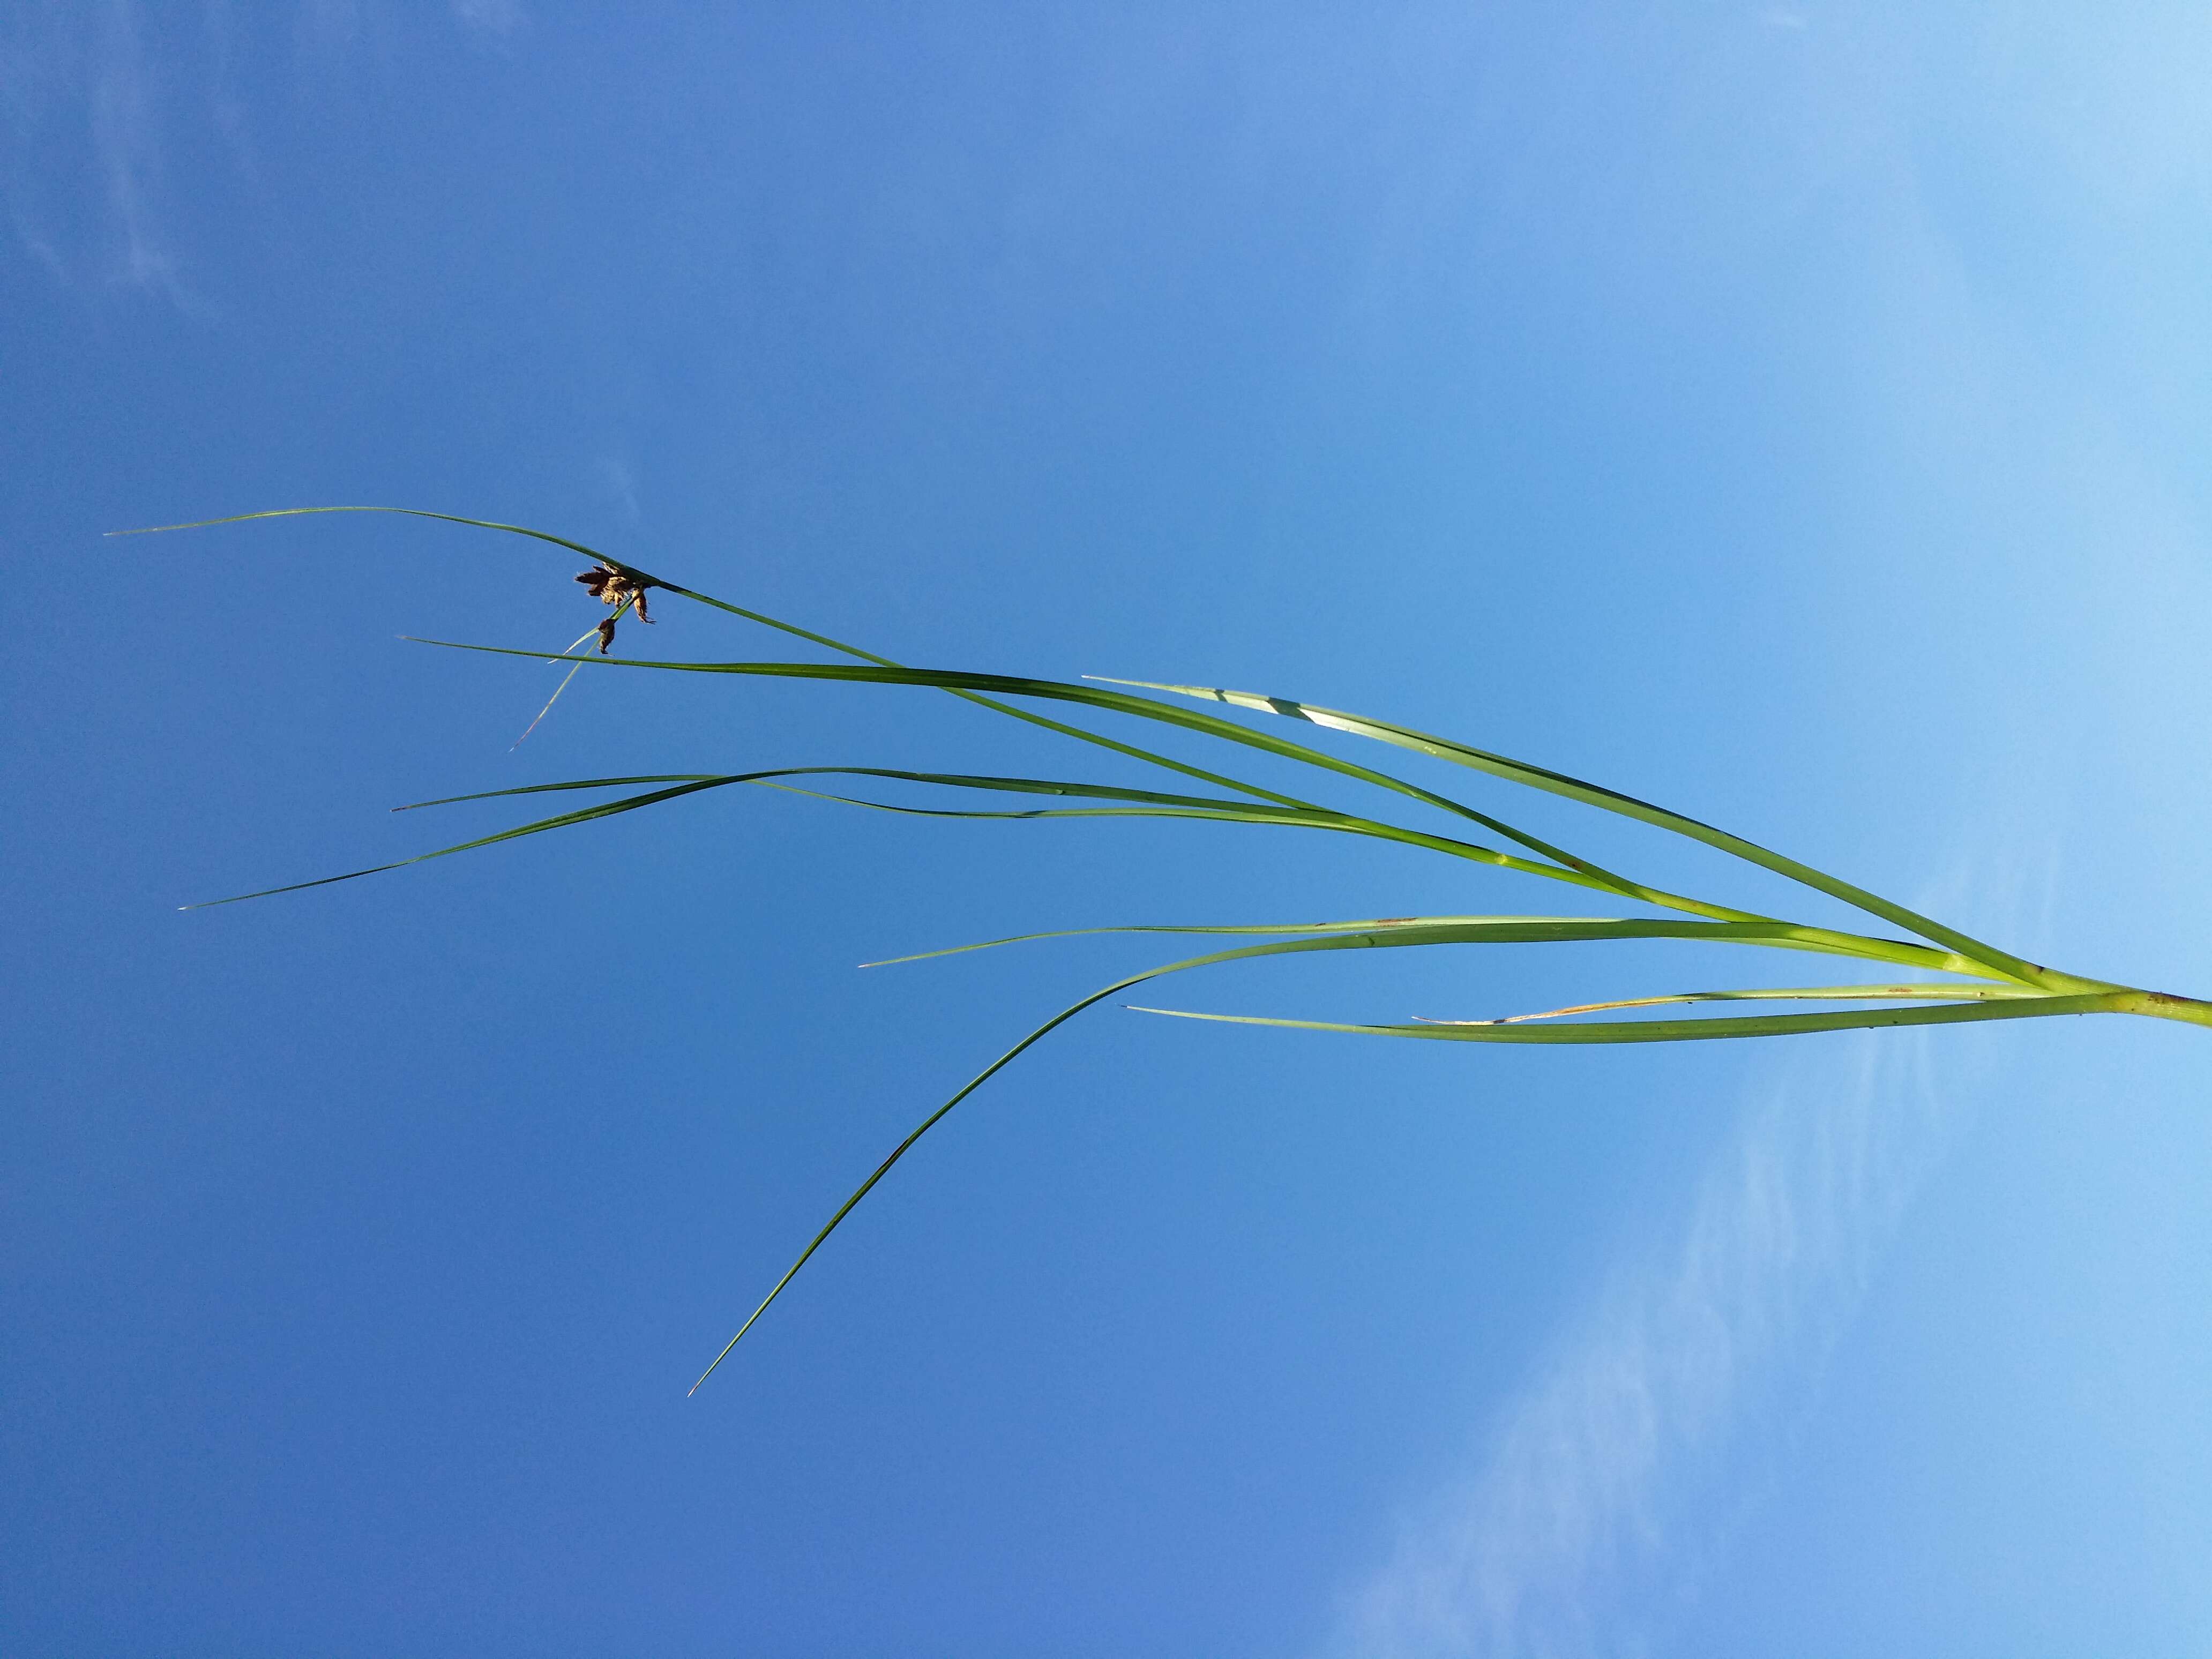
[576,561,653,652]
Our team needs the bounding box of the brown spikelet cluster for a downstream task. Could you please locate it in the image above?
[576,562,653,652]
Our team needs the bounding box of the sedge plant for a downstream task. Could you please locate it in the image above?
[128,506,2212,1394]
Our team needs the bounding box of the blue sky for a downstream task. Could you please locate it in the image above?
[7,3,2212,1653]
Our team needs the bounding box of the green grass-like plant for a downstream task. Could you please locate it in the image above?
[130,507,2212,1393]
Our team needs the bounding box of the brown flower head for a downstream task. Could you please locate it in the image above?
[576,561,653,653]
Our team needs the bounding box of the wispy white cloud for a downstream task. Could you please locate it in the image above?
[89,0,181,298]
[13,0,559,302]
[0,0,199,304]
[453,0,525,36]
[1327,1030,1963,1658]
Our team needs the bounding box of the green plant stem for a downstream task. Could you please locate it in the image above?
[2110,988,2212,1027]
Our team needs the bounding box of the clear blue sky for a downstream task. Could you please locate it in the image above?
[7,4,2211,1654]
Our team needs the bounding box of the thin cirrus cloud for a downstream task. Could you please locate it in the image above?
[0,0,187,303]
[1326,1028,1966,1659]
[453,0,525,36]
[1,1,527,299]
[89,0,178,298]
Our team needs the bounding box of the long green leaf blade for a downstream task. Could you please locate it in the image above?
[861,914,1612,967]
[400,641,2026,981]
[689,918,2047,1388]
[272,766,1604,907]
[182,777,739,907]
[693,922,1556,1389]
[1416,982,2047,1025]
[1127,992,2124,1043]
[400,638,1672,891]
[117,506,1324,813]
[1096,675,2053,985]
[854,910,1975,974]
